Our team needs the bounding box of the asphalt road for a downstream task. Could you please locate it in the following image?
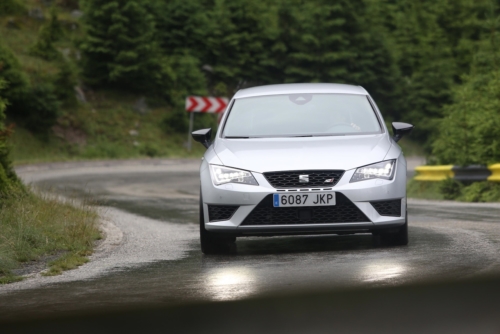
[2,159,500,328]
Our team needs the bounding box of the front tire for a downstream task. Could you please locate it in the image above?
[199,193,236,254]
[374,211,409,246]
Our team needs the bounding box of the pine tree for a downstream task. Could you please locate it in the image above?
[375,0,490,141]
[204,0,280,92]
[277,0,402,116]
[0,43,28,106]
[80,0,164,92]
[30,6,64,60]
[152,0,212,58]
[150,0,209,97]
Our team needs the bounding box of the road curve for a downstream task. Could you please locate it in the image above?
[1,159,500,321]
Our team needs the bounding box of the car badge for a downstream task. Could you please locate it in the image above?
[299,175,309,183]
[324,178,334,183]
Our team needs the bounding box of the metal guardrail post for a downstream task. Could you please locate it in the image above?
[487,164,500,182]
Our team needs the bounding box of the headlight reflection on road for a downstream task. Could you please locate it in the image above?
[205,267,256,301]
[363,262,406,282]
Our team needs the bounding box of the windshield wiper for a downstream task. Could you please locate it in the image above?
[291,135,313,137]
[225,136,250,139]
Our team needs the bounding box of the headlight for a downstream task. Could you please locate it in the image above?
[350,160,396,183]
[209,165,259,186]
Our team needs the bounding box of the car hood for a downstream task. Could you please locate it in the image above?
[213,134,392,173]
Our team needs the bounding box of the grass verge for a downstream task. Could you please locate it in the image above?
[8,96,211,165]
[0,188,101,283]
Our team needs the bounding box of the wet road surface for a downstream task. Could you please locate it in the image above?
[1,160,500,320]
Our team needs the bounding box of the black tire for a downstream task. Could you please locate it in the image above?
[375,211,409,246]
[199,193,236,254]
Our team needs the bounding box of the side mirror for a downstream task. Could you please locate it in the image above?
[392,122,414,143]
[192,128,212,148]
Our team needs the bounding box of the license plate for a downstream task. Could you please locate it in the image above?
[273,193,336,207]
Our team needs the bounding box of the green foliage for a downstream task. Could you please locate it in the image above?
[0,78,21,194]
[139,142,161,157]
[162,109,188,134]
[30,7,64,61]
[54,60,78,103]
[372,0,490,141]
[432,71,500,165]
[461,181,500,202]
[0,43,59,135]
[439,178,463,200]
[280,0,401,112]
[80,0,165,92]
[82,141,131,159]
[204,0,280,89]
[430,2,500,165]
[16,83,61,135]
[0,43,29,106]
[0,80,6,123]
[165,53,207,101]
[406,179,444,200]
[152,0,211,58]
[408,179,500,202]
[0,0,26,16]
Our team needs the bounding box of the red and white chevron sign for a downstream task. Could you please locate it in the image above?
[185,96,228,113]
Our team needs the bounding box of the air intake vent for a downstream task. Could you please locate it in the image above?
[263,170,344,188]
[370,200,401,217]
[241,193,368,225]
[208,205,239,222]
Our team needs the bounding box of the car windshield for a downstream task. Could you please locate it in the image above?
[223,93,382,138]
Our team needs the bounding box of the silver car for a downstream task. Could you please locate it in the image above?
[192,83,413,254]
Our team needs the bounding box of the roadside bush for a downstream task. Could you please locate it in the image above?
[461,182,500,203]
[16,83,60,136]
[139,142,161,157]
[432,71,500,165]
[438,178,463,200]
[0,43,60,136]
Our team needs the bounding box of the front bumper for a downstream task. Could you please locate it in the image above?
[200,159,407,236]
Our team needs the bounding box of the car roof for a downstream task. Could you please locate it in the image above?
[233,83,368,99]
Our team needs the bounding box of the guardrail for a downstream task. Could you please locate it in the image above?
[414,164,500,182]
[414,165,454,181]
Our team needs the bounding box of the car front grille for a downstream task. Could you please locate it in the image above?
[208,205,239,222]
[263,170,344,188]
[241,193,369,226]
[370,199,401,217]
